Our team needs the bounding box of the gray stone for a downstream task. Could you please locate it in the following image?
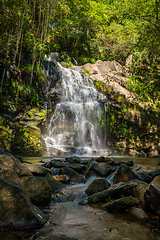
[0,154,32,176]
[88,181,138,204]
[113,163,138,184]
[146,175,160,214]
[23,162,50,176]
[44,173,62,192]
[85,178,111,196]
[21,176,52,206]
[0,177,47,229]
[63,166,86,183]
[101,197,139,212]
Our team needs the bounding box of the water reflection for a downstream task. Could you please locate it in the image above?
[1,156,160,240]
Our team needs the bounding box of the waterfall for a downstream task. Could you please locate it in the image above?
[44,63,110,156]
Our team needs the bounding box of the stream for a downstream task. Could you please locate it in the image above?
[1,156,160,240]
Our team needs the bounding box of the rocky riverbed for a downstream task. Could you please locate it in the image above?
[0,149,160,239]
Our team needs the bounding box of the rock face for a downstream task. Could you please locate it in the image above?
[146,175,160,214]
[85,178,111,196]
[113,163,138,184]
[21,176,52,206]
[0,177,47,229]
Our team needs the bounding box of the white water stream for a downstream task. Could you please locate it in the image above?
[45,63,109,156]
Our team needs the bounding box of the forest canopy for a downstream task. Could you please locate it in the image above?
[0,0,160,67]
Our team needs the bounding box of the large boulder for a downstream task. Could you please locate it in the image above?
[88,181,138,204]
[92,162,115,177]
[63,166,86,183]
[21,176,52,206]
[137,168,160,183]
[50,159,68,168]
[85,178,111,196]
[146,175,160,214]
[82,63,99,75]
[0,177,47,229]
[113,163,138,184]
[85,160,115,178]
[65,156,81,164]
[0,154,32,177]
[69,163,87,174]
[23,163,50,176]
[101,197,139,213]
[0,169,22,186]
[132,180,149,209]
[44,173,62,192]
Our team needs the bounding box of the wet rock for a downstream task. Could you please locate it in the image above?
[92,162,115,177]
[0,154,32,176]
[129,207,148,220]
[50,159,68,168]
[0,169,22,186]
[101,197,139,212]
[146,175,160,214]
[41,161,52,168]
[44,173,62,192]
[113,163,138,184]
[51,167,61,176]
[69,163,87,174]
[85,160,115,178]
[21,176,52,206]
[95,156,105,162]
[85,178,111,196]
[65,156,81,164]
[119,160,134,167]
[132,180,149,209]
[0,177,47,229]
[23,163,50,176]
[85,160,94,177]
[40,234,78,240]
[63,166,86,183]
[88,181,138,204]
[137,168,160,183]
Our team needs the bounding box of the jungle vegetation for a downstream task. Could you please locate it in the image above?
[0,0,160,104]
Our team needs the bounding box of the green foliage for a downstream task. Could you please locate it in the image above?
[11,126,44,156]
[127,72,160,105]
[94,81,112,94]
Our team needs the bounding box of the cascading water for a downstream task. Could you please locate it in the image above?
[45,63,109,156]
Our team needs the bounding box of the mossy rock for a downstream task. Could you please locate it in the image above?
[101,197,139,212]
[10,123,47,157]
[0,177,47,229]
[85,178,111,196]
[21,176,52,206]
[44,173,62,192]
[0,116,12,151]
